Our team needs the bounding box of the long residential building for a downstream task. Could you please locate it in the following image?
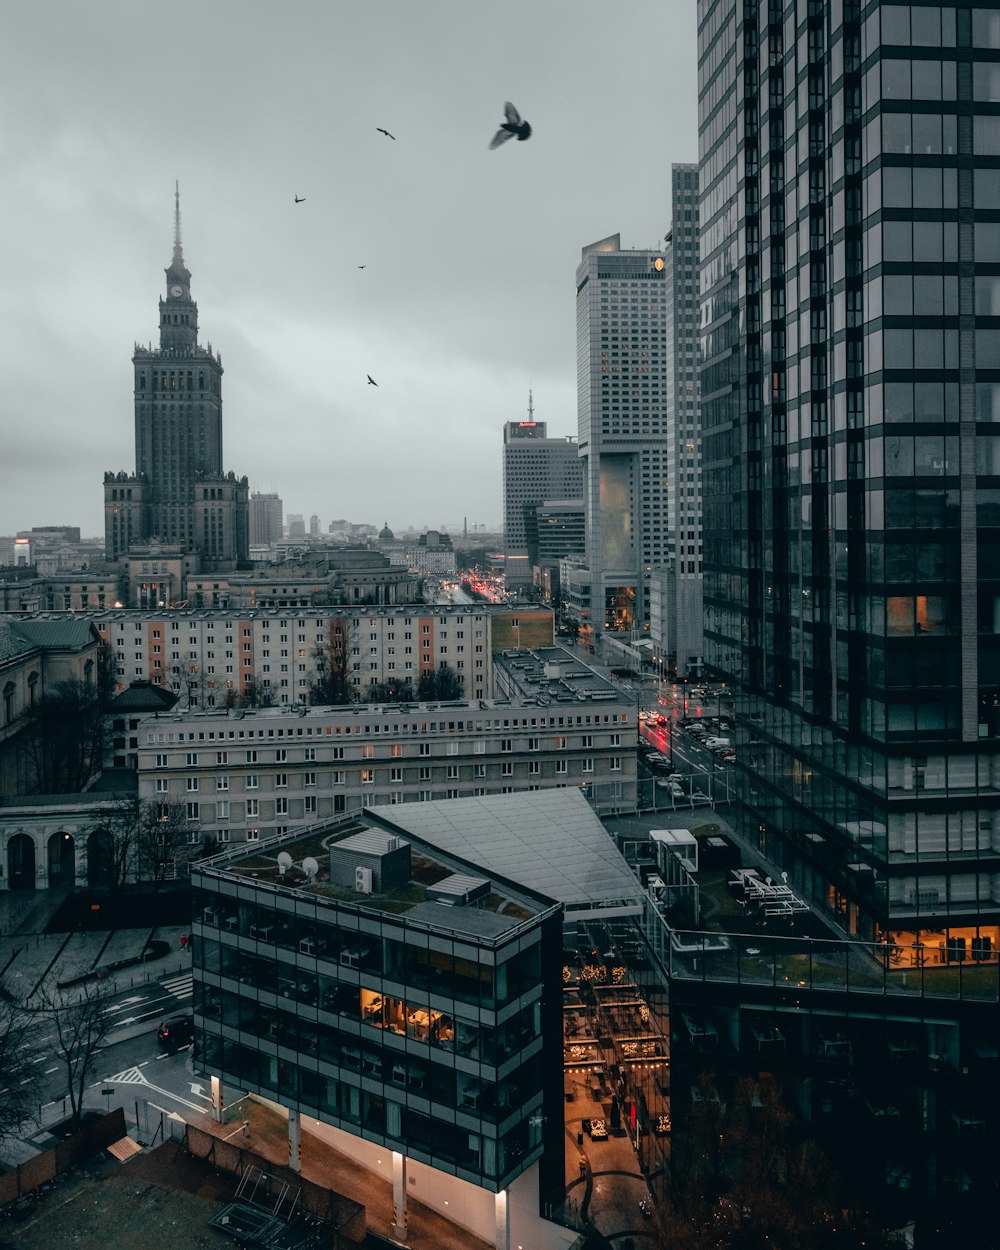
[136,688,636,847]
[12,605,554,706]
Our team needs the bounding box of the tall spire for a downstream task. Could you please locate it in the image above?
[173,181,183,263]
[527,385,534,421]
[166,181,191,287]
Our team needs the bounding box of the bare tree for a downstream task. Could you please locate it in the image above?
[0,993,40,1147]
[417,663,465,701]
[139,799,191,886]
[32,980,116,1130]
[309,615,354,705]
[86,794,143,893]
[19,678,106,793]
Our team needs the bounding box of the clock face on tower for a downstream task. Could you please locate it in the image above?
[170,284,184,297]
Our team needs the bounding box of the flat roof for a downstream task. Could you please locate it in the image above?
[367,788,644,917]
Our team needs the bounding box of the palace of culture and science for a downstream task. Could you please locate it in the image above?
[103,186,248,579]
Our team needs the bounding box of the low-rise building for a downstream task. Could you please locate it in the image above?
[136,686,635,847]
[191,788,644,1249]
[15,604,554,707]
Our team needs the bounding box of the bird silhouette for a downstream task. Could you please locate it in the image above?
[376,127,396,140]
[367,375,378,387]
[358,265,367,269]
[294,195,305,203]
[489,101,531,149]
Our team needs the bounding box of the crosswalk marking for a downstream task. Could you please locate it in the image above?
[160,973,193,997]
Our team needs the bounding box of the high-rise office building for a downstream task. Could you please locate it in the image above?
[502,404,582,588]
[699,1,1000,958]
[652,165,703,678]
[104,187,248,567]
[576,234,668,642]
[249,492,283,547]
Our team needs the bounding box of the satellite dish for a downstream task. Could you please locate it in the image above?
[303,857,319,881]
[277,851,293,875]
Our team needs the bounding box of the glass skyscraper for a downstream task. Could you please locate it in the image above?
[576,233,668,642]
[699,1,1000,964]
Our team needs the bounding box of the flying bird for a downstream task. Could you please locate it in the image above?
[367,374,378,387]
[489,101,531,149]
[294,195,306,203]
[376,127,396,140]
[357,265,367,269]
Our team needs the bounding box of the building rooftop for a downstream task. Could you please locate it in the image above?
[367,789,645,920]
[493,645,625,704]
[194,807,555,942]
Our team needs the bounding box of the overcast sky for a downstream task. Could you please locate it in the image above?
[1,1,697,541]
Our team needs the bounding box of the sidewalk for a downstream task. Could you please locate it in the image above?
[191,1098,493,1250]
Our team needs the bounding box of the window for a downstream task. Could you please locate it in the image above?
[216,776,229,791]
[304,771,316,786]
[246,750,257,764]
[390,744,402,758]
[582,759,594,773]
[556,760,567,775]
[419,766,431,781]
[447,764,459,779]
[216,750,228,765]
[475,763,486,778]
[555,736,567,749]
[246,774,258,789]
[155,753,168,767]
[582,735,593,748]
[611,756,621,771]
[304,746,316,762]
[155,778,168,793]
[419,743,431,756]
[186,752,198,766]
[186,777,199,792]
[528,737,539,751]
[217,800,230,820]
[186,802,200,820]
[362,745,374,759]
[247,828,260,842]
[501,762,513,777]
[361,769,375,784]
[529,761,540,775]
[305,795,317,814]
[390,767,402,782]
[500,738,512,752]
[276,748,287,763]
[276,797,288,815]
[247,798,259,817]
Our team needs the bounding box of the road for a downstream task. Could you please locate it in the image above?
[20,968,210,1133]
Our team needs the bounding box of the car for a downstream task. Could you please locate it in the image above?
[157,1015,194,1052]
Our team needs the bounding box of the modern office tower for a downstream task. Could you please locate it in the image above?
[249,492,283,547]
[502,402,582,589]
[104,187,248,566]
[286,514,306,541]
[653,165,703,679]
[576,234,668,643]
[699,4,1000,959]
[309,514,320,538]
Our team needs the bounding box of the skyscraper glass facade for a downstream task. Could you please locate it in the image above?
[700,0,1000,964]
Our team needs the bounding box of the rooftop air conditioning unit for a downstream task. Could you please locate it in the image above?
[355,866,373,894]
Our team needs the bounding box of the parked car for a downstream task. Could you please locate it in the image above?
[157,1015,194,1052]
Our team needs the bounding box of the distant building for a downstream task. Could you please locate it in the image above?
[502,405,582,589]
[0,616,103,798]
[575,233,668,644]
[103,186,248,572]
[136,677,635,840]
[249,493,283,547]
[309,514,320,538]
[286,514,306,541]
[651,164,702,678]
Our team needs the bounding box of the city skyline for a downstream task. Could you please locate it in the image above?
[0,0,697,540]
